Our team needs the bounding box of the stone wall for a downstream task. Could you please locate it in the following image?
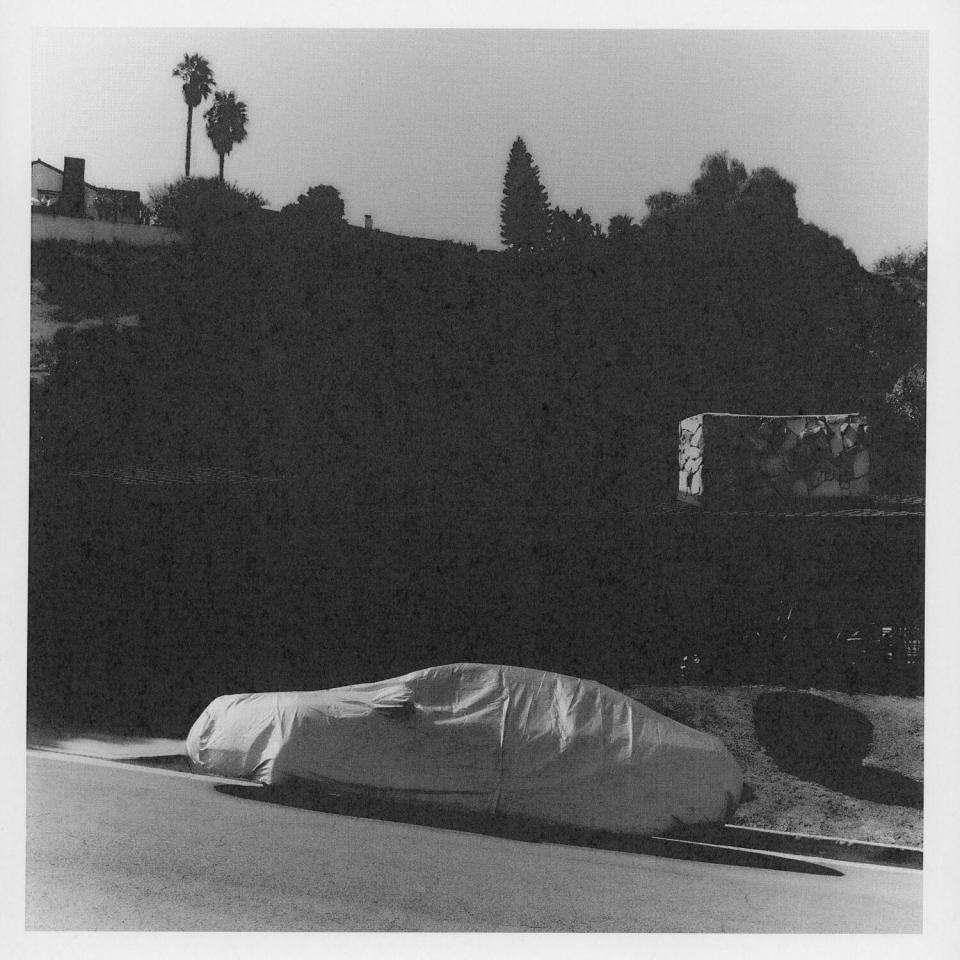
[679,412,870,506]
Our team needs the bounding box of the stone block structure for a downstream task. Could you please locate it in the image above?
[679,413,870,506]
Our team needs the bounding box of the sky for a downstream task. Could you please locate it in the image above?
[30,27,928,267]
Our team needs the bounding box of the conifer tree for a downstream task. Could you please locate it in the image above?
[500,137,551,251]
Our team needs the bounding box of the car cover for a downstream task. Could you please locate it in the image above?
[186,663,742,835]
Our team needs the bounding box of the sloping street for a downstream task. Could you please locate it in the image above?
[26,751,921,932]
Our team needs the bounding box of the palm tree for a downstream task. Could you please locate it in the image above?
[172,53,216,178]
[204,91,249,183]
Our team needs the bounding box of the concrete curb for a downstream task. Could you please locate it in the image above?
[713,823,922,869]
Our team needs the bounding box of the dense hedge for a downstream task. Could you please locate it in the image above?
[29,188,925,730]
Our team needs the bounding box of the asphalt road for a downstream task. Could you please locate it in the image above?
[26,750,921,932]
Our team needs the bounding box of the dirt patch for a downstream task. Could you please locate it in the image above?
[31,279,138,345]
[30,279,140,380]
[628,683,923,847]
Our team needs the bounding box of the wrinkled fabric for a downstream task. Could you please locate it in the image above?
[186,663,742,835]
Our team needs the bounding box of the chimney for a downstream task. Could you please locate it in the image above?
[364,214,373,233]
[61,157,86,217]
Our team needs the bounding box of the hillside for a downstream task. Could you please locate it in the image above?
[28,183,925,740]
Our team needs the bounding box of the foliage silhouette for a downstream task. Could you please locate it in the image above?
[875,243,926,280]
[607,214,637,243]
[549,206,603,245]
[172,53,215,178]
[280,184,346,235]
[692,151,748,203]
[886,364,925,428]
[500,137,551,251]
[644,191,683,218]
[28,147,926,729]
[148,177,265,239]
[204,90,249,183]
[735,166,798,223]
[867,243,926,489]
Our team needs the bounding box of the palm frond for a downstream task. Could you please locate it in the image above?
[173,53,216,101]
[204,90,250,155]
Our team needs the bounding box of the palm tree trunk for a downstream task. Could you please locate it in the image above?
[218,153,225,183]
[185,104,193,178]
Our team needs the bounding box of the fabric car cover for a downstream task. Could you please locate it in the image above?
[186,663,742,835]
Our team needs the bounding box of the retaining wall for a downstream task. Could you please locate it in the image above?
[31,213,182,246]
[679,413,870,506]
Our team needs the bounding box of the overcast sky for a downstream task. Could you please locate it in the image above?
[31,28,927,267]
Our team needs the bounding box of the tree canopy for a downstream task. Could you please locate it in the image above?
[607,214,637,243]
[148,176,265,238]
[172,53,215,178]
[204,91,249,183]
[874,243,927,282]
[549,206,603,245]
[280,184,346,228]
[644,191,684,218]
[691,151,748,204]
[500,137,552,251]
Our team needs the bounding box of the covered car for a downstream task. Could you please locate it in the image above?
[186,663,742,835]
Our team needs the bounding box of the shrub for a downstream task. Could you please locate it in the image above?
[280,184,346,230]
[148,177,266,238]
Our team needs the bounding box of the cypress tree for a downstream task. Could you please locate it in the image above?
[500,137,551,251]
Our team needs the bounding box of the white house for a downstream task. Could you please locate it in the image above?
[32,157,140,223]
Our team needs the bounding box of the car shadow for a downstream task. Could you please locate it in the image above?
[213,781,843,877]
[753,691,923,809]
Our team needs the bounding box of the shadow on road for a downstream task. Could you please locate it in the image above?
[214,781,843,876]
[753,691,922,809]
